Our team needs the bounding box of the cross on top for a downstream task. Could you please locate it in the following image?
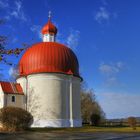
[48,11,52,20]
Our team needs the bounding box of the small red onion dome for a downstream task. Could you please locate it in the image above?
[41,19,57,35]
[19,42,80,77]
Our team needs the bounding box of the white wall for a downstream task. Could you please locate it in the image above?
[0,85,4,108]
[16,77,27,94]
[17,73,81,128]
[72,77,82,127]
[16,77,27,110]
[5,94,25,109]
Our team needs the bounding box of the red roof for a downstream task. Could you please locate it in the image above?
[19,42,80,77]
[41,19,57,35]
[0,81,24,95]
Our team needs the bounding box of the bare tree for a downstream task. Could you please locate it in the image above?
[127,117,137,130]
[27,88,61,127]
[81,87,105,125]
[27,88,41,118]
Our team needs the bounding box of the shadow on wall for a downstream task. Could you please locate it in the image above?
[27,88,63,127]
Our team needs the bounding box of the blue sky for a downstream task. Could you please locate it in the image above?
[0,0,140,119]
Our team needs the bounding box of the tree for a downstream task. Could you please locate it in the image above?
[0,19,27,66]
[81,87,105,125]
[127,117,137,130]
[90,114,101,126]
[0,107,33,131]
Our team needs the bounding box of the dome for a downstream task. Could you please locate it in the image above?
[19,42,80,77]
[41,19,57,35]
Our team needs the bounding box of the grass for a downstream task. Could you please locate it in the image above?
[29,126,140,133]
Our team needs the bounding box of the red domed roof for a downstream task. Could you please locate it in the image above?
[41,19,57,35]
[19,42,80,77]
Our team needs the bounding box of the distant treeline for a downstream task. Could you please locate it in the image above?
[101,118,140,127]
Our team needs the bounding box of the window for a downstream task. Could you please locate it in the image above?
[12,96,16,102]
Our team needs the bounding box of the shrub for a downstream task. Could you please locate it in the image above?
[127,117,137,130]
[90,114,101,126]
[0,107,33,131]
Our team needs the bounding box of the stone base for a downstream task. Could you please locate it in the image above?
[31,119,82,128]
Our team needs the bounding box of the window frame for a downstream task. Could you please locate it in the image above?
[11,95,16,102]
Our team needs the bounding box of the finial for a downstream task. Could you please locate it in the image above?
[48,11,51,20]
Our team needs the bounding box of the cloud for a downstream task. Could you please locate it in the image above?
[30,25,42,39]
[0,0,27,22]
[99,62,123,76]
[94,0,118,24]
[10,0,27,21]
[94,7,110,24]
[98,92,140,119]
[105,77,118,87]
[99,64,117,75]
[116,61,124,69]
[66,29,80,50]
[8,66,19,79]
[99,62,124,87]
[57,28,80,50]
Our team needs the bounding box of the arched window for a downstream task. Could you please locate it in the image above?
[12,96,16,102]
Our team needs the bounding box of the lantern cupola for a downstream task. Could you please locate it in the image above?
[41,11,57,42]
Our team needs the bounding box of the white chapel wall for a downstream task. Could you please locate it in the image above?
[16,73,82,127]
[0,85,4,108]
[16,77,27,94]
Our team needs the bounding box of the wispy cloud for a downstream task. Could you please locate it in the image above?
[99,62,124,86]
[0,0,27,22]
[99,61,123,76]
[8,66,19,79]
[98,92,140,118]
[105,77,118,87]
[66,29,80,50]
[94,7,110,24]
[30,25,42,39]
[94,0,118,24]
[10,0,27,21]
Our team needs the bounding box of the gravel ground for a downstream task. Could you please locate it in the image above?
[0,132,140,140]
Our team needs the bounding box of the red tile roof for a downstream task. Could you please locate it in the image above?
[0,81,24,95]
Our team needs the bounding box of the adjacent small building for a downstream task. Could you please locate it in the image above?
[0,81,24,109]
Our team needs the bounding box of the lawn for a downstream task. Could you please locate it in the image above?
[29,126,140,133]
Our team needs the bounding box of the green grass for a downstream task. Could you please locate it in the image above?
[29,126,140,133]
